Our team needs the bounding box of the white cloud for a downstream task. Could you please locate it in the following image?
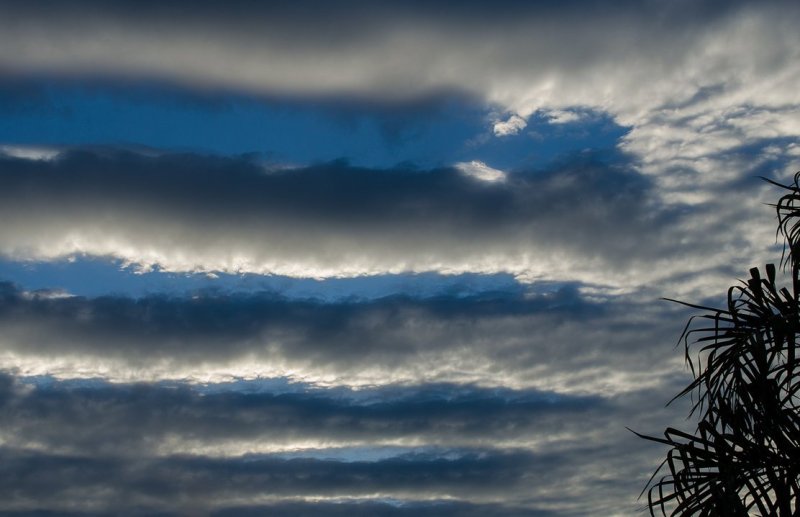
[544,109,581,124]
[492,115,527,136]
[454,160,506,182]
[0,145,60,161]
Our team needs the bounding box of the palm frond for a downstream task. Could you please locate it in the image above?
[638,173,800,516]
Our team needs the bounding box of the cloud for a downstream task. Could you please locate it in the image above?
[492,115,527,137]
[0,278,694,514]
[0,1,788,110]
[0,446,542,510]
[0,147,758,296]
[0,145,59,161]
[0,370,686,515]
[0,280,690,393]
[0,438,663,515]
[211,501,559,517]
[454,160,506,182]
[0,1,796,298]
[544,110,582,125]
[0,372,606,456]
[1,0,797,218]
[0,8,795,124]
[3,3,795,514]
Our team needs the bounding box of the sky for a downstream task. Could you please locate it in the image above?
[0,1,799,515]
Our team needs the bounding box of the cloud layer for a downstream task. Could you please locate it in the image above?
[0,372,683,515]
[0,149,653,280]
[1,0,798,201]
[0,148,778,297]
[0,1,795,115]
[0,281,688,393]
[2,1,799,514]
[0,375,603,456]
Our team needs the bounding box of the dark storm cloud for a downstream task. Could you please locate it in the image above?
[0,148,698,288]
[0,279,687,391]
[0,371,604,456]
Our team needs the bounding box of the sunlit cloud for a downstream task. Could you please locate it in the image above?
[455,160,506,182]
[0,281,686,395]
[0,148,777,298]
[492,115,527,137]
[0,144,60,161]
[0,1,798,514]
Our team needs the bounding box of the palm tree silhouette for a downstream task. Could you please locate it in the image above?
[634,173,800,515]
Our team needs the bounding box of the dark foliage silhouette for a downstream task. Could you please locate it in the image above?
[634,173,800,516]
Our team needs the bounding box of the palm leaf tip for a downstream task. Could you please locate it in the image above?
[636,173,800,516]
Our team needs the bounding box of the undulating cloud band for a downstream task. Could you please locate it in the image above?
[0,372,682,515]
[1,0,798,204]
[0,148,777,296]
[0,280,687,393]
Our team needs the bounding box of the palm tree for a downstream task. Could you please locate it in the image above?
[634,173,800,516]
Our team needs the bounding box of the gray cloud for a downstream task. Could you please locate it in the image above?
[1,4,795,513]
[0,445,662,515]
[0,371,687,516]
[0,0,785,107]
[0,148,735,293]
[1,0,797,298]
[0,501,557,517]
[1,0,798,197]
[0,280,688,393]
[0,372,606,456]
[209,501,559,517]
[0,446,540,511]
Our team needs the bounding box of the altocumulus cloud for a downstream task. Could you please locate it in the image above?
[0,373,609,457]
[0,148,766,295]
[1,0,798,201]
[0,445,539,510]
[0,280,685,393]
[0,372,683,515]
[1,1,798,514]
